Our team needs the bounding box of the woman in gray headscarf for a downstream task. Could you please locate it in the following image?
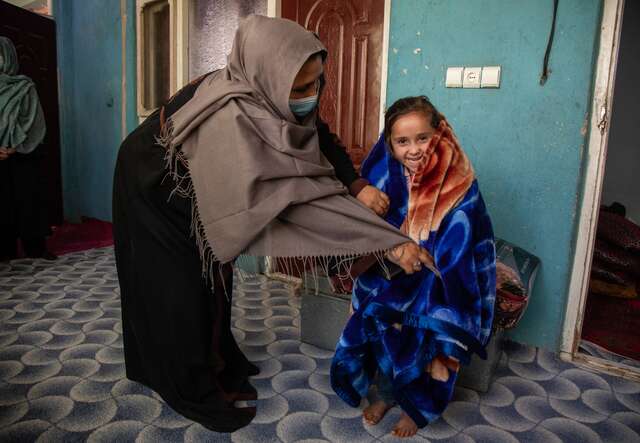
[0,36,54,261]
[113,15,431,432]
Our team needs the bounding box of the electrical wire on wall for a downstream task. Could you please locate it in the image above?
[540,0,559,85]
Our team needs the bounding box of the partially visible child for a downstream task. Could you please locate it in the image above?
[331,96,496,438]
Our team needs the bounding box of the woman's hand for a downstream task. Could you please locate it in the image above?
[357,185,390,216]
[386,241,436,275]
[0,147,16,161]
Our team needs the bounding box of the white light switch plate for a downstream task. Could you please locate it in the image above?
[481,66,501,88]
[463,67,482,88]
[445,67,464,88]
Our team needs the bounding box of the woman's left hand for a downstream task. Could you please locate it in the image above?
[357,185,390,216]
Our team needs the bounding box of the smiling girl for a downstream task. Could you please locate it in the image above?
[331,96,496,437]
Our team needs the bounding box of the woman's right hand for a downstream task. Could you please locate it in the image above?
[386,241,436,275]
[0,147,16,160]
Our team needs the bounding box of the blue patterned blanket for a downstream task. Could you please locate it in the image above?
[330,135,496,427]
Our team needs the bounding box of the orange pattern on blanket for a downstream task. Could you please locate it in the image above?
[405,120,475,242]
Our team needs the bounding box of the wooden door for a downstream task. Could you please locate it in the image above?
[0,1,63,226]
[282,0,385,169]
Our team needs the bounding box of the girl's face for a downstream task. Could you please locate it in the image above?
[389,111,436,174]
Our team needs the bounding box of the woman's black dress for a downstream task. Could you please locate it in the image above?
[112,75,365,432]
[0,148,51,259]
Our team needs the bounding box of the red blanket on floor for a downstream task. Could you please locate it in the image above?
[582,293,640,361]
[47,217,113,256]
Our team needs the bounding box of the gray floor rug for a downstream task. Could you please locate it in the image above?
[1,247,640,442]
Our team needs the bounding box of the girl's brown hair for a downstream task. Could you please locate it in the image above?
[383,96,442,146]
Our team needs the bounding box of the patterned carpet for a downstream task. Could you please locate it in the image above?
[1,247,640,443]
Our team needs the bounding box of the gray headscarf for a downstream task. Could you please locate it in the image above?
[0,36,46,154]
[161,15,411,274]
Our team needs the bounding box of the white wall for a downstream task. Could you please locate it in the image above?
[601,1,640,224]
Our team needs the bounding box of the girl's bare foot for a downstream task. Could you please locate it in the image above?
[363,400,393,425]
[392,412,418,438]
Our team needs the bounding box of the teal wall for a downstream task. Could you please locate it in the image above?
[386,0,602,349]
[54,0,137,222]
[50,0,605,350]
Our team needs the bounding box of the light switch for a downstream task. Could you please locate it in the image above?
[445,67,464,88]
[481,66,501,88]
[462,67,482,88]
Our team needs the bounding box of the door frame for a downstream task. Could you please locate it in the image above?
[136,0,189,119]
[264,0,392,282]
[559,0,639,380]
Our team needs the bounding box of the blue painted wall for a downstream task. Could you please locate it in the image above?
[51,0,605,350]
[54,0,137,222]
[386,0,602,349]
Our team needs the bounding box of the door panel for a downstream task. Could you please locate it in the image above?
[283,0,384,169]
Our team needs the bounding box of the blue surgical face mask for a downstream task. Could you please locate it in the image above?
[289,94,318,117]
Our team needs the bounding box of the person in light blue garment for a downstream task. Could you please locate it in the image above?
[0,36,54,261]
[331,96,496,438]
